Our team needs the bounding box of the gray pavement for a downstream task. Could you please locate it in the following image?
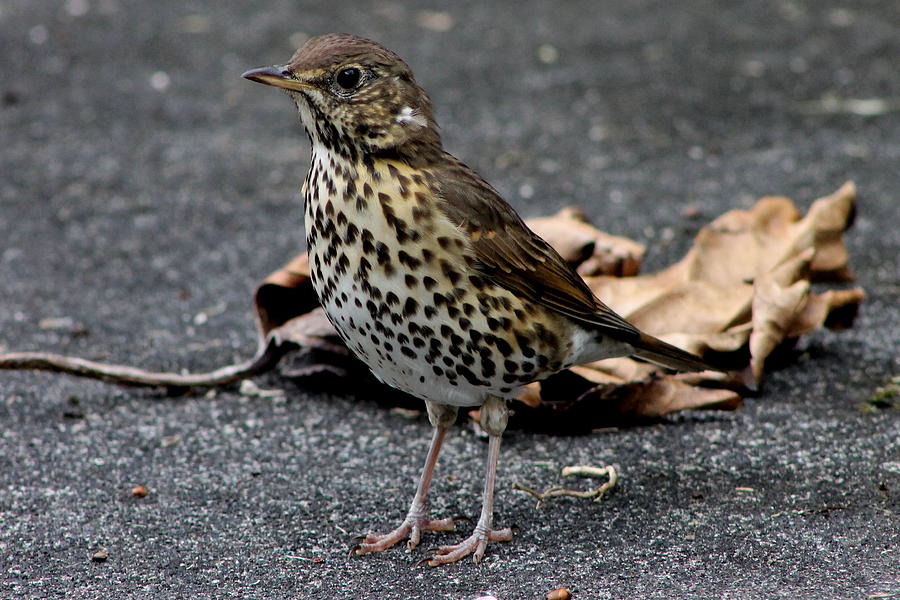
[1,1,898,598]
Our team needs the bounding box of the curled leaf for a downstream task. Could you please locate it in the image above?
[526,207,646,276]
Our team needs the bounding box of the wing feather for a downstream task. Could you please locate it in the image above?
[432,157,641,343]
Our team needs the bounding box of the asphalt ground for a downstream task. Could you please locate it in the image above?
[1,1,898,598]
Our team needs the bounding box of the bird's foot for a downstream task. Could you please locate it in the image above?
[351,513,467,556]
[423,524,513,566]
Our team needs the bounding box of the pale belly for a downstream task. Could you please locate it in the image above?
[307,235,529,407]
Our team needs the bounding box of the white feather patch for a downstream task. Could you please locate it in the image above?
[395,105,427,128]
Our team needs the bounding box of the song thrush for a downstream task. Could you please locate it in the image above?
[243,33,713,566]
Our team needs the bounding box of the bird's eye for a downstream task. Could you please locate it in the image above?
[335,67,361,90]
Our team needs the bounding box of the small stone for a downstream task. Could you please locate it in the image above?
[91,551,108,562]
[39,316,75,330]
[150,71,170,92]
[131,485,149,498]
[681,203,702,218]
[415,10,454,32]
[389,407,422,419]
[536,44,559,65]
[547,588,571,600]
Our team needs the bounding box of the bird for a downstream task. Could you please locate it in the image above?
[242,33,714,566]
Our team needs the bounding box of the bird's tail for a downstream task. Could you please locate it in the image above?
[630,331,717,372]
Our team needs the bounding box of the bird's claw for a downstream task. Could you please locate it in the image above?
[425,527,513,566]
[352,515,465,556]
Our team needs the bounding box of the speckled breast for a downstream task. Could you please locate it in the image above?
[302,147,578,407]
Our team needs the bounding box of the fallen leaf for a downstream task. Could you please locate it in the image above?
[526,207,646,277]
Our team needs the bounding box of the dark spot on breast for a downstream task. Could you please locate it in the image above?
[480,357,496,379]
[344,178,357,200]
[403,298,419,317]
[375,241,391,265]
[516,334,536,358]
[440,261,461,286]
[401,346,416,359]
[423,276,437,291]
[398,250,422,269]
[424,306,437,319]
[361,229,375,254]
[494,338,513,357]
[345,223,359,243]
[404,274,418,288]
[534,323,559,347]
[385,291,399,306]
[335,253,350,275]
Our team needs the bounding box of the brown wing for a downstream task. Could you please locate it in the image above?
[432,156,641,344]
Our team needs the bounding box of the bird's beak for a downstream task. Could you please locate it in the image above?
[241,65,315,92]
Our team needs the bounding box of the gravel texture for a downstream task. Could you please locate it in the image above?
[1,1,898,598]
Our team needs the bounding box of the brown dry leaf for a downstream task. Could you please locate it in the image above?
[242,183,862,431]
[526,207,646,277]
[254,253,318,337]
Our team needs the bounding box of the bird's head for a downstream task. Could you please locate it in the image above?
[243,33,441,156]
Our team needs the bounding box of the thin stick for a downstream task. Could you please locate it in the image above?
[0,335,293,389]
[513,464,617,508]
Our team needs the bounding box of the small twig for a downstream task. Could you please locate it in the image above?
[769,504,850,519]
[514,464,617,508]
[0,334,294,390]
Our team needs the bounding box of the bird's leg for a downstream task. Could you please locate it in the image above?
[427,396,513,565]
[352,402,461,555]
